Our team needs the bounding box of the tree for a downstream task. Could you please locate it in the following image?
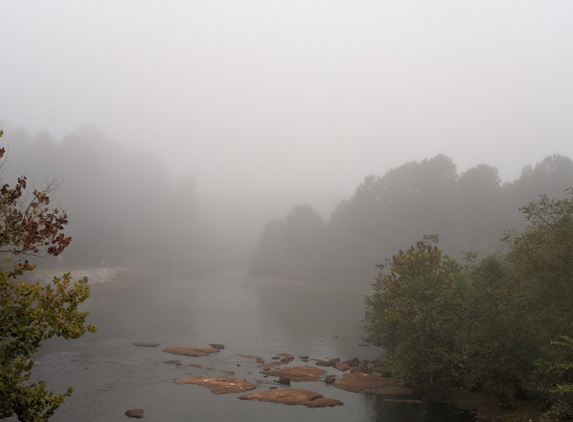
[363,241,466,391]
[0,130,97,422]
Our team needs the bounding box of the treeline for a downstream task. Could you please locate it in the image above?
[0,124,218,275]
[249,154,573,284]
[363,191,573,419]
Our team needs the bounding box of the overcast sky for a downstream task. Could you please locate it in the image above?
[1,1,572,199]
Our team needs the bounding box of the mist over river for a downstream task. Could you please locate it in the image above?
[30,270,471,422]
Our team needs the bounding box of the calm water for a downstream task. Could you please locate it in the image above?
[29,270,471,422]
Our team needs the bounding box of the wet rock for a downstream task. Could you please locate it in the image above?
[306,398,343,407]
[125,409,144,418]
[270,386,277,389]
[174,377,256,394]
[315,360,332,367]
[279,377,291,386]
[328,358,341,364]
[371,366,392,377]
[162,346,220,357]
[271,356,280,360]
[350,363,371,374]
[333,373,392,392]
[298,355,309,360]
[221,370,235,375]
[239,389,343,408]
[256,358,265,364]
[133,342,159,347]
[345,357,360,367]
[325,375,336,384]
[334,362,350,372]
[260,365,326,382]
[238,354,261,359]
[164,360,182,365]
[333,373,418,399]
[300,358,309,363]
[280,355,295,363]
[189,363,203,368]
[209,343,225,350]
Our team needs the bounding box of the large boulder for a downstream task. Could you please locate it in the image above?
[260,366,326,382]
[162,346,220,357]
[239,389,342,407]
[174,377,256,394]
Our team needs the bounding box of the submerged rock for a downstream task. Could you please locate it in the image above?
[132,342,160,347]
[333,373,392,392]
[238,354,261,359]
[174,377,256,394]
[189,363,203,368]
[162,346,220,357]
[163,359,182,365]
[333,373,418,399]
[125,408,144,418]
[260,365,326,382]
[221,370,235,375]
[239,389,343,408]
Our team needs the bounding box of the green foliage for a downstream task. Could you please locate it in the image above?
[0,130,97,421]
[0,273,97,421]
[363,188,573,417]
[364,241,466,391]
[536,336,573,420]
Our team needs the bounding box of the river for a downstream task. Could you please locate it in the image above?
[29,270,471,421]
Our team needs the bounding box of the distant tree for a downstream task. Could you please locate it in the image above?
[0,131,97,422]
[249,219,286,277]
[283,204,323,280]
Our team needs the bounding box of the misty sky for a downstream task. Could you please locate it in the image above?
[2,1,572,199]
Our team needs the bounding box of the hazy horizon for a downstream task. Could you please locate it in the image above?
[2,1,572,201]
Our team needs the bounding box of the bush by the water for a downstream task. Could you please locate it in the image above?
[363,189,573,419]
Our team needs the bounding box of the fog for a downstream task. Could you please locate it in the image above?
[1,2,573,272]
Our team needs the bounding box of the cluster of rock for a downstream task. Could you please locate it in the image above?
[126,341,419,417]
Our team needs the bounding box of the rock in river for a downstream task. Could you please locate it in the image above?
[333,373,418,399]
[174,377,256,394]
[125,408,144,418]
[132,342,160,347]
[209,343,225,350]
[239,389,342,408]
[162,346,220,357]
[260,365,326,382]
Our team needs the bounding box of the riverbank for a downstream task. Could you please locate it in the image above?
[439,390,555,422]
